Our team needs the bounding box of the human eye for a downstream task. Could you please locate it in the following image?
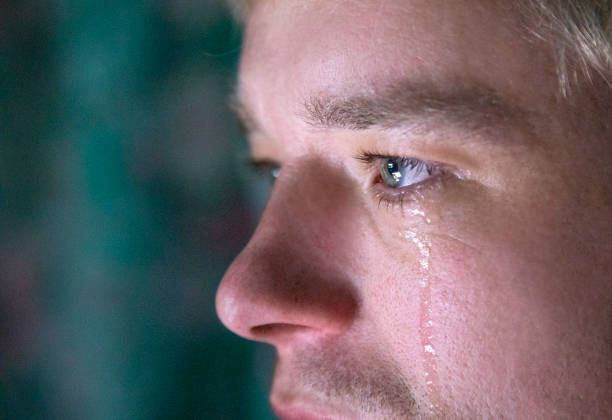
[247,158,281,185]
[356,151,447,210]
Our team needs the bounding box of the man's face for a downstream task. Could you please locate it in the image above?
[216,0,612,418]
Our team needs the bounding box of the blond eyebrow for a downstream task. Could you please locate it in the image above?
[230,80,532,140]
[303,80,530,134]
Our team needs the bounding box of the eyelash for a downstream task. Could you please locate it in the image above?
[355,150,445,211]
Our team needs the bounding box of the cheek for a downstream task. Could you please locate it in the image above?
[426,228,610,417]
[350,141,612,414]
[427,239,543,415]
[374,181,586,414]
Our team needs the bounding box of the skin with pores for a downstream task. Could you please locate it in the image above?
[216,0,612,418]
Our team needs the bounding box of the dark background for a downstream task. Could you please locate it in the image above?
[0,0,276,418]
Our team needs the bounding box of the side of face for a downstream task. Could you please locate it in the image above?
[216,0,612,418]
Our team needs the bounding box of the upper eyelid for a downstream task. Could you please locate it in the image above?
[354,151,432,168]
[354,151,390,163]
[247,152,445,180]
[354,151,454,173]
[246,157,281,171]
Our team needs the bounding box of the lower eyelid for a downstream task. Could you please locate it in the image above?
[369,171,451,212]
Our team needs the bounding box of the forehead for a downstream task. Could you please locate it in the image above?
[238,0,557,143]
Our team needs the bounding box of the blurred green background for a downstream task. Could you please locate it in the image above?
[0,0,276,418]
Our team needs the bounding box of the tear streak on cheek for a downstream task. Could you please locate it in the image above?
[402,229,440,414]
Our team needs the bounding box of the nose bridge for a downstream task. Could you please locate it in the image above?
[216,158,361,344]
[261,158,360,250]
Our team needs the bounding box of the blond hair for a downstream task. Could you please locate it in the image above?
[226,0,612,93]
[519,0,612,94]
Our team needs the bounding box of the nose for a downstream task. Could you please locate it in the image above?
[215,160,359,347]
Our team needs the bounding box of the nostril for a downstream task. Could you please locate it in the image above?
[217,221,361,344]
[251,323,313,341]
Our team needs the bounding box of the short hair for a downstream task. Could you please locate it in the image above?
[519,0,612,94]
[225,0,612,95]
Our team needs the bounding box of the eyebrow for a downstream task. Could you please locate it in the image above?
[303,80,530,134]
[231,79,531,139]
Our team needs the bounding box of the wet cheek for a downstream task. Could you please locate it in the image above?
[426,242,516,414]
[425,232,579,417]
[363,176,565,410]
[378,181,531,411]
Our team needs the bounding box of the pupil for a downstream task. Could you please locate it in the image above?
[386,159,402,180]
